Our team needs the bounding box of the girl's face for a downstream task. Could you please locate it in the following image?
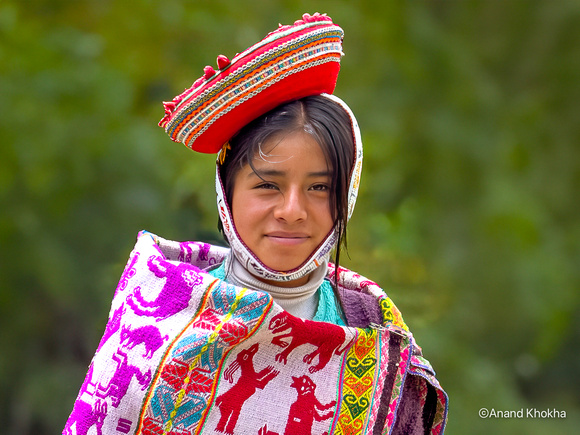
[231,131,334,286]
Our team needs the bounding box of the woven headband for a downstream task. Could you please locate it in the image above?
[159,13,344,153]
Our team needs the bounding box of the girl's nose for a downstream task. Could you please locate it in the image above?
[273,188,307,223]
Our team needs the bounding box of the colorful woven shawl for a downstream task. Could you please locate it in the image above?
[63,231,447,434]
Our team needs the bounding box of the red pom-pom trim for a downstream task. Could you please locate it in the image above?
[216,55,231,70]
[159,101,176,127]
[204,65,216,80]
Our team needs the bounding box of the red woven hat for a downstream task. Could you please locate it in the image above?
[159,13,344,153]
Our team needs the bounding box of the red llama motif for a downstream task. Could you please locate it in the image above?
[285,375,336,435]
[215,343,279,434]
[256,376,335,435]
[258,424,278,435]
[269,312,351,373]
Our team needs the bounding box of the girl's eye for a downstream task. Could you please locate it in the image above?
[255,182,278,190]
[311,184,329,192]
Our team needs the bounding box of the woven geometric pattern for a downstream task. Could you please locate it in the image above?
[137,283,271,433]
[334,329,378,434]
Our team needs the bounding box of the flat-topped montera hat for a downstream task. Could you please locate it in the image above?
[159,13,344,154]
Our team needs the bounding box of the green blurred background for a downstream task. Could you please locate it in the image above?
[1,0,579,433]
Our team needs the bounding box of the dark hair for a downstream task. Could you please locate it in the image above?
[219,95,355,283]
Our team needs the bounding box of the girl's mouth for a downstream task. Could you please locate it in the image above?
[266,232,309,245]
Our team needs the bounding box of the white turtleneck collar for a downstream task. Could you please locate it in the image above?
[224,254,327,320]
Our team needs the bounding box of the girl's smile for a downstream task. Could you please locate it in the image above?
[231,131,334,286]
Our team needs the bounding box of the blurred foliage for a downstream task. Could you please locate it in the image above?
[0,0,579,433]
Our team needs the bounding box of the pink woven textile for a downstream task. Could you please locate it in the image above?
[63,231,447,434]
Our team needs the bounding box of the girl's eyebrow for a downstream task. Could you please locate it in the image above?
[247,169,332,178]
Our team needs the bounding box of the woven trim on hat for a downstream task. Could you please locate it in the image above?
[169,20,339,114]
[179,56,339,148]
[174,26,341,112]
[232,19,337,63]
[170,37,342,145]
[167,29,343,147]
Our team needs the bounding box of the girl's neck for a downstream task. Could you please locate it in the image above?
[226,254,327,319]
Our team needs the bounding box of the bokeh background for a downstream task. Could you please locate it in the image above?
[1,0,579,433]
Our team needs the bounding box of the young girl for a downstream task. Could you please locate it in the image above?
[64,13,447,435]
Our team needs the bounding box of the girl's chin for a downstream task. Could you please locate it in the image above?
[254,246,310,272]
[261,255,309,273]
[252,252,316,287]
[262,260,304,274]
[255,269,310,288]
